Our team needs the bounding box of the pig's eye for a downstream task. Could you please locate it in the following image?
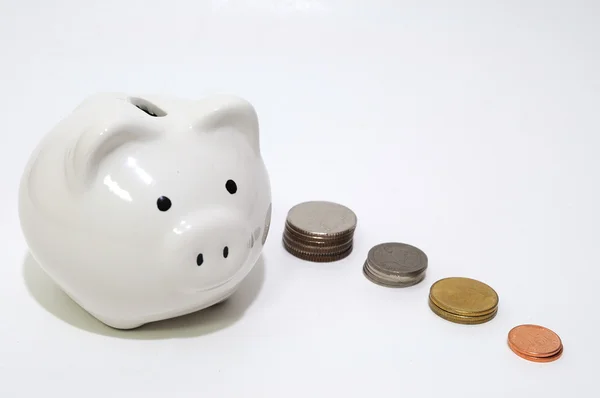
[156,196,172,211]
[225,179,237,194]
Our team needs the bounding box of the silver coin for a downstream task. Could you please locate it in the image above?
[284,221,353,245]
[283,238,354,262]
[367,242,428,277]
[283,233,353,254]
[363,261,426,288]
[286,201,357,237]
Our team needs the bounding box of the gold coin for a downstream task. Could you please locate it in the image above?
[429,277,499,317]
[428,298,497,325]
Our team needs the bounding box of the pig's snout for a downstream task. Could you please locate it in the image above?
[166,208,254,291]
[186,210,251,266]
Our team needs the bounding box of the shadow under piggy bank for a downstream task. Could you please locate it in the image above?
[21,251,265,339]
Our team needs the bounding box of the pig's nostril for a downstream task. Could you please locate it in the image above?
[196,253,204,266]
[223,246,229,258]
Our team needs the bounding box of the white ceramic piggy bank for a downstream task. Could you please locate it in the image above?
[18,93,272,329]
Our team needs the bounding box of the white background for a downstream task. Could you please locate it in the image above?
[1,0,598,396]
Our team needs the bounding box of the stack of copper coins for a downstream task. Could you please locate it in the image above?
[428,277,499,325]
[507,324,563,362]
[282,200,357,262]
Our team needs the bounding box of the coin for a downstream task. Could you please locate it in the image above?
[283,234,353,254]
[284,221,353,245]
[428,298,498,325]
[429,277,499,317]
[283,239,354,262]
[508,347,563,363]
[362,242,428,287]
[282,201,357,262]
[367,242,428,276]
[286,201,357,238]
[428,277,499,325]
[507,324,563,362]
[363,261,426,287]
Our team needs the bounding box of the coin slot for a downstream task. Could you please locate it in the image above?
[130,97,167,117]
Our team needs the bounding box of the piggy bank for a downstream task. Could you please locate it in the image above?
[18,92,272,329]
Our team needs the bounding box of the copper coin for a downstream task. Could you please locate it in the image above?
[507,324,563,362]
[508,343,563,363]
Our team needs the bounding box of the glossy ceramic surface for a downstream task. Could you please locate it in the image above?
[18,92,272,329]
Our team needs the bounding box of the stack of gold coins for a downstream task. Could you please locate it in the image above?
[507,324,563,363]
[428,277,499,324]
[282,200,357,262]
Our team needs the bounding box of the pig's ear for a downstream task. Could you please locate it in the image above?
[194,95,260,155]
[65,93,163,191]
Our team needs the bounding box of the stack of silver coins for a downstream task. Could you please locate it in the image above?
[282,200,357,262]
[363,242,428,287]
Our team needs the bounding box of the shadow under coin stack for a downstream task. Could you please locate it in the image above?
[283,201,357,262]
[363,242,428,287]
[428,277,499,325]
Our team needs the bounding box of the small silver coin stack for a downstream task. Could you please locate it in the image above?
[283,200,357,262]
[363,242,428,287]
